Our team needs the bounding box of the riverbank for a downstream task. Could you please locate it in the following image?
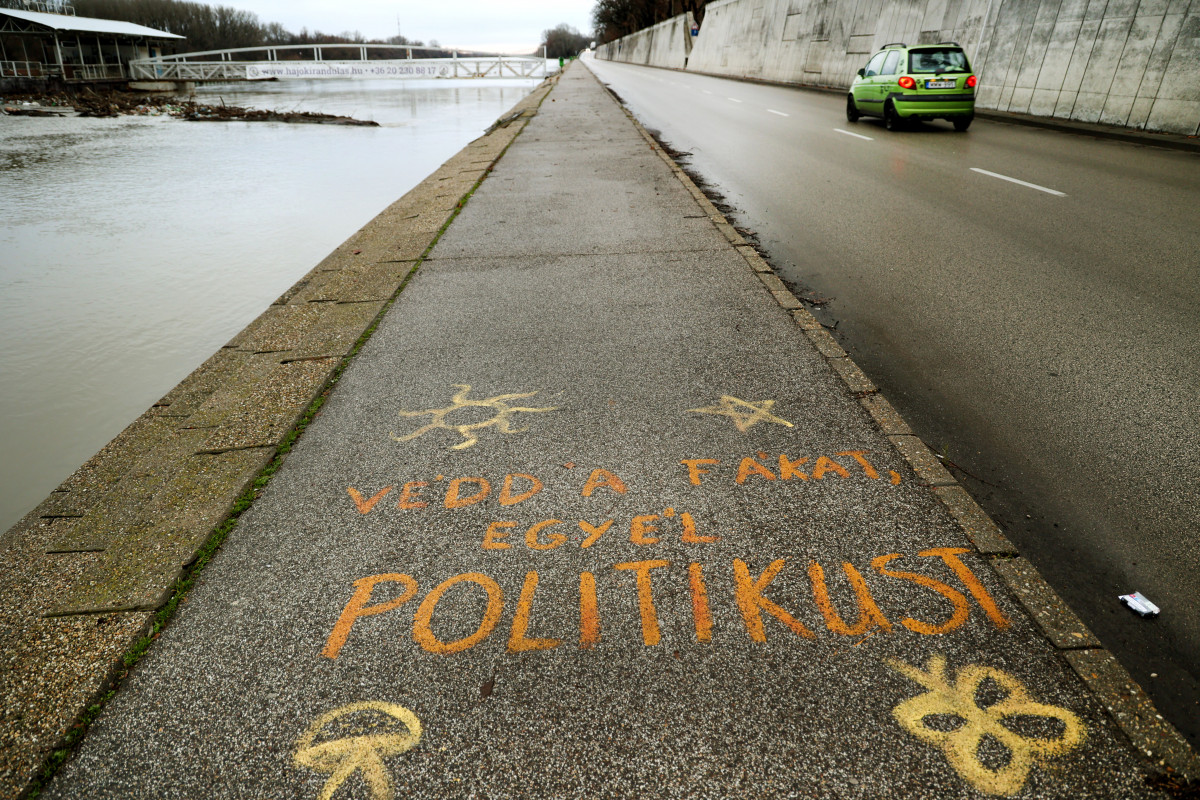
[0,75,555,798]
[1,87,378,124]
[1,76,542,539]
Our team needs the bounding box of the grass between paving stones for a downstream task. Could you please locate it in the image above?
[20,143,508,800]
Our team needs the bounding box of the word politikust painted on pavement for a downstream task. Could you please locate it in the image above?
[345,451,902,515]
[321,548,1010,659]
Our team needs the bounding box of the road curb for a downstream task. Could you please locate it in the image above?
[0,72,561,800]
[974,108,1200,153]
[600,65,1200,783]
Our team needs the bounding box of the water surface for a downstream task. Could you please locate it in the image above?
[0,77,538,530]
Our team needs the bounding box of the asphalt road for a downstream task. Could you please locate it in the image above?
[585,55,1200,745]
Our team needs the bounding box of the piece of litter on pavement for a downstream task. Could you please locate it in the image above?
[1119,592,1160,618]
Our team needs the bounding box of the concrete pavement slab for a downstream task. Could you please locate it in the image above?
[41,63,1171,799]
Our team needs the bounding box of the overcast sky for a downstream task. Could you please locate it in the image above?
[229,0,597,54]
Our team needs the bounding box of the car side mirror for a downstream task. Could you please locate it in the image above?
[857,68,865,77]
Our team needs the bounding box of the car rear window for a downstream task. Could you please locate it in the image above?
[908,48,971,74]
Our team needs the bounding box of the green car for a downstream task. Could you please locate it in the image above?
[846,42,977,131]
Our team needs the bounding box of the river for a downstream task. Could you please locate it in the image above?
[0,77,541,532]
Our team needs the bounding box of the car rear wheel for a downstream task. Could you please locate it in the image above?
[953,115,973,132]
[884,101,903,131]
[846,95,860,122]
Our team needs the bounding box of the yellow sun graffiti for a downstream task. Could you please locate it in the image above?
[392,384,559,450]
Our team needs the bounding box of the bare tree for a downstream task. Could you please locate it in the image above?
[592,0,709,44]
[541,23,591,58]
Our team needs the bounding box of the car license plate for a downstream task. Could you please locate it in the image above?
[925,79,956,89]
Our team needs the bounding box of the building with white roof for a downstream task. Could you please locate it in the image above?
[0,6,184,85]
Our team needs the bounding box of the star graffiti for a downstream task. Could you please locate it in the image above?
[687,395,794,432]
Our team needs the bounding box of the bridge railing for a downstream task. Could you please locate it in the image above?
[129,44,552,82]
[141,43,462,63]
[454,58,548,78]
[129,57,549,82]
[129,61,243,81]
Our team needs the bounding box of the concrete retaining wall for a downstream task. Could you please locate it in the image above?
[597,0,1200,135]
[604,13,695,69]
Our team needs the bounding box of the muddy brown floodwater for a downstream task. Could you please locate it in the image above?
[0,77,540,531]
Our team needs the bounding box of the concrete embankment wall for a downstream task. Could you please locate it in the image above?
[597,0,1200,135]
[605,13,696,69]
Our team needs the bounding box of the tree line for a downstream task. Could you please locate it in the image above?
[0,0,590,57]
[592,0,710,44]
[541,24,591,59]
[73,0,273,51]
[0,0,271,50]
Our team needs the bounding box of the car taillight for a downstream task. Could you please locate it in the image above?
[898,76,916,90]
[967,75,978,88]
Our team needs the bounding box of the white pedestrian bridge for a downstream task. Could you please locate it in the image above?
[130,44,554,83]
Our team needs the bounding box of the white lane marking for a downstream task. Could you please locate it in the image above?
[970,168,1066,197]
[703,90,713,95]
[728,97,743,103]
[768,109,789,117]
[835,128,874,141]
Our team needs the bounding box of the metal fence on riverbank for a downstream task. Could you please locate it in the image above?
[0,60,47,77]
[1,60,122,79]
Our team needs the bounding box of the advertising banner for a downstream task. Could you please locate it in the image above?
[246,61,455,80]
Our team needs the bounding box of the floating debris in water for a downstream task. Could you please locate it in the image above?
[1,89,377,125]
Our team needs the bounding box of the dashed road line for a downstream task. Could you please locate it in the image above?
[835,128,874,141]
[728,97,743,103]
[970,168,1066,197]
[768,109,789,117]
